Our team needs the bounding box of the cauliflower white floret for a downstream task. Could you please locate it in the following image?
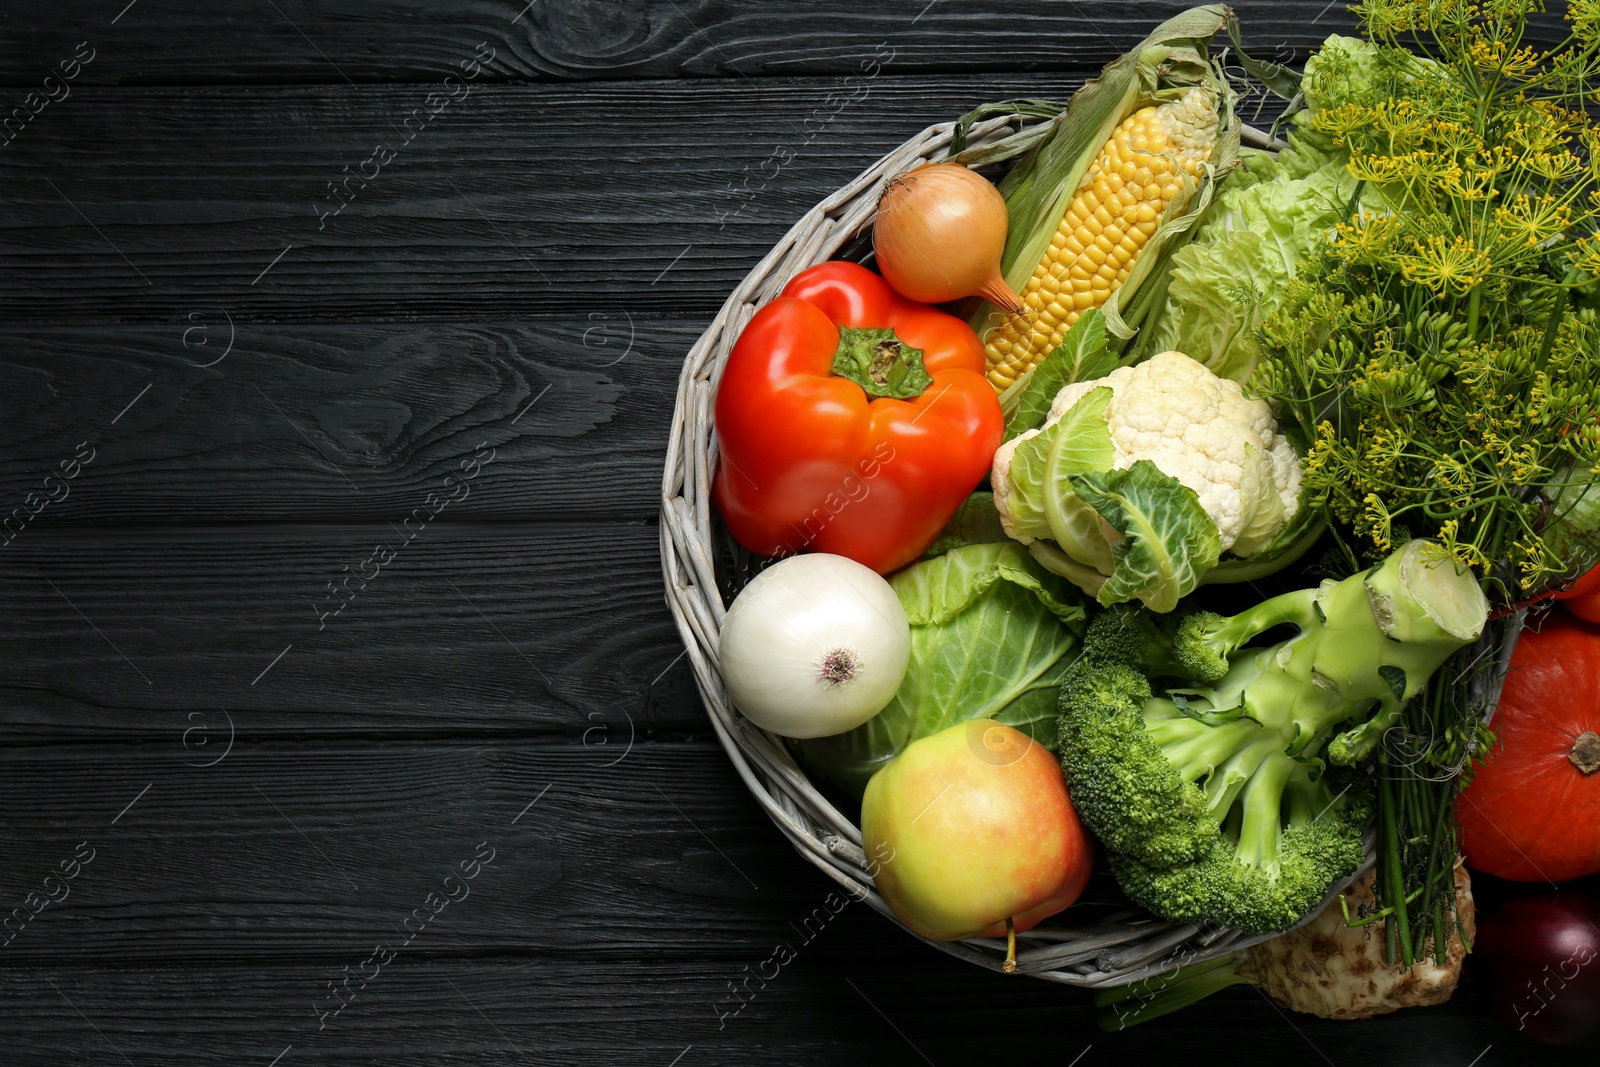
[995,350,1301,555]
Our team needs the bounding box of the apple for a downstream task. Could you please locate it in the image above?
[861,718,1093,968]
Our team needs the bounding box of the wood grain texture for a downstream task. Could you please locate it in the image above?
[0,959,1577,1067]
[0,522,697,737]
[0,321,672,526]
[0,729,1570,1061]
[0,1,1370,85]
[0,77,1090,324]
[3,3,1589,1062]
[0,740,801,964]
[0,733,1584,1061]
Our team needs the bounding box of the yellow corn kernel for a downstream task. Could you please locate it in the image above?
[985,88,1218,391]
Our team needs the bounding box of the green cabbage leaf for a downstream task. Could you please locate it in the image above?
[999,387,1228,612]
[793,537,1085,795]
[1148,145,1361,383]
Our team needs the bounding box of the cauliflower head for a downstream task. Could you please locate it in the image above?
[995,350,1301,556]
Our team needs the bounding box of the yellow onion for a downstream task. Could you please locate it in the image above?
[873,162,1023,313]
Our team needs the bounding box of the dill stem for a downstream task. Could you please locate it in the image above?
[1378,750,1415,967]
[1465,283,1482,344]
[1534,274,1573,378]
[1412,731,1452,962]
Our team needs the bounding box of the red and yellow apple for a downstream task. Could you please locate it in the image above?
[861,719,1093,961]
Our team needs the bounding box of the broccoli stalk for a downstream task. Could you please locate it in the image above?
[1058,539,1487,934]
[1169,587,1321,683]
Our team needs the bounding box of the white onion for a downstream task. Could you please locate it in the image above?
[718,553,911,739]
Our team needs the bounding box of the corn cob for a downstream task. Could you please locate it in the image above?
[985,87,1220,391]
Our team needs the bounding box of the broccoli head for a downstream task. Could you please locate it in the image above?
[1058,539,1484,934]
[1107,766,1372,934]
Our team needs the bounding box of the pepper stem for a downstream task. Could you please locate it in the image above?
[830,326,933,400]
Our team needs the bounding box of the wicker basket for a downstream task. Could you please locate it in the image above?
[658,111,1523,989]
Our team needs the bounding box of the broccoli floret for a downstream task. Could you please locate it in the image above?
[1059,539,1484,934]
[1168,585,1321,683]
[1056,660,1217,870]
[1106,762,1372,934]
[1078,602,1183,675]
[1082,585,1324,683]
[1109,815,1369,935]
[1079,603,1162,667]
[1326,721,1384,767]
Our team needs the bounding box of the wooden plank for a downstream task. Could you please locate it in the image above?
[0,76,1088,324]
[0,739,816,964]
[0,522,700,737]
[0,724,1549,1055]
[0,2,1371,85]
[4,8,1581,1061]
[0,321,679,527]
[0,959,1564,1066]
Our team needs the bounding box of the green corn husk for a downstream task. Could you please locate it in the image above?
[948,5,1246,427]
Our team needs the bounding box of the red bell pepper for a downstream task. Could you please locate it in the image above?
[712,261,1003,574]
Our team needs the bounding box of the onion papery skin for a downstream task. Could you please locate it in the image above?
[718,554,910,740]
[874,163,1023,313]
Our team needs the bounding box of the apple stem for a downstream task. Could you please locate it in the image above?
[1003,917,1018,974]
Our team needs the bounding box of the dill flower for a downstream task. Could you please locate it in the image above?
[1400,235,1491,295]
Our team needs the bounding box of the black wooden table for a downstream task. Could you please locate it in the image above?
[0,3,1584,1064]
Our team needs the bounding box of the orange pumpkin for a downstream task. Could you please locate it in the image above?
[1460,613,1600,882]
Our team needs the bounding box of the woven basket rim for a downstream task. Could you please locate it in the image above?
[656,110,1508,989]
